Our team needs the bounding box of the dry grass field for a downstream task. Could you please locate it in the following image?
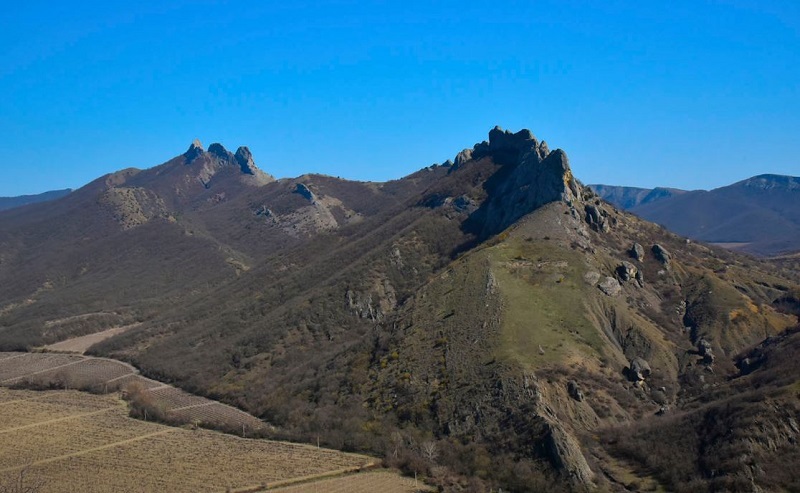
[0,352,266,432]
[42,324,139,354]
[0,388,404,493]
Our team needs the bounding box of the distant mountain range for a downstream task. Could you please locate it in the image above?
[590,174,800,256]
[0,189,72,211]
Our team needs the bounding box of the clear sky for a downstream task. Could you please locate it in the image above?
[1,0,798,196]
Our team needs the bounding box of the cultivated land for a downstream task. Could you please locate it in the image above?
[0,351,265,432]
[0,388,382,492]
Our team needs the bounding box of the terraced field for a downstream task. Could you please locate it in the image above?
[0,352,265,432]
[0,389,394,493]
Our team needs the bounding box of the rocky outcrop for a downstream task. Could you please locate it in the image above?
[617,261,638,282]
[567,380,584,402]
[453,148,473,168]
[543,421,595,485]
[630,242,645,261]
[184,139,204,161]
[234,146,257,175]
[585,203,610,232]
[627,357,652,382]
[652,244,672,266]
[598,277,622,296]
[293,183,316,203]
[449,127,585,238]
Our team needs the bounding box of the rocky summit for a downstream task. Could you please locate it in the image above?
[0,127,798,492]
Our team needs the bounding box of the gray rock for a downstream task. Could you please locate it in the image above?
[630,242,645,261]
[634,270,644,287]
[598,277,622,296]
[453,148,473,168]
[567,380,584,402]
[294,183,316,203]
[184,139,204,161]
[543,422,595,485]
[652,244,672,266]
[585,203,610,232]
[628,357,652,382]
[616,261,638,282]
[583,271,601,285]
[234,146,258,175]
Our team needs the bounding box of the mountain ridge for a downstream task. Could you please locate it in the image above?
[590,174,800,256]
[1,128,799,492]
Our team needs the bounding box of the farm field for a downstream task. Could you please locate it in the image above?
[0,352,266,432]
[271,470,435,492]
[0,389,386,493]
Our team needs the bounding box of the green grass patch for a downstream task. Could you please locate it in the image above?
[488,238,603,369]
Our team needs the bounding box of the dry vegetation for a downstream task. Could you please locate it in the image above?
[0,352,265,434]
[0,388,382,493]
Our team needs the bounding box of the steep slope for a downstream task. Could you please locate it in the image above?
[0,189,72,211]
[593,175,800,256]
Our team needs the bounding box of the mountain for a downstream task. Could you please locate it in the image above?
[588,184,687,209]
[590,175,800,256]
[1,128,799,492]
[0,188,72,211]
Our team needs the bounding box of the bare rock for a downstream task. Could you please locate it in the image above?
[567,380,584,402]
[184,139,204,161]
[583,271,601,285]
[630,242,645,261]
[585,203,610,232]
[294,183,316,203]
[234,146,257,175]
[453,148,473,168]
[616,261,638,282]
[598,277,622,296]
[652,244,672,266]
[543,421,595,485]
[628,357,652,382]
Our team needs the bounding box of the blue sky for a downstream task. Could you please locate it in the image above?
[1,0,798,196]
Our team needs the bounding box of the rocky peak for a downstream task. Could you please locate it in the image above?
[234,146,257,175]
[208,143,233,160]
[462,127,582,238]
[184,139,204,161]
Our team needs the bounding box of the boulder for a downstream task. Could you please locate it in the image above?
[616,261,638,282]
[628,357,651,382]
[634,270,645,287]
[598,277,622,296]
[652,244,672,266]
[630,242,645,261]
[567,380,584,402]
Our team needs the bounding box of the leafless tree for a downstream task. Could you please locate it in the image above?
[420,440,438,463]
